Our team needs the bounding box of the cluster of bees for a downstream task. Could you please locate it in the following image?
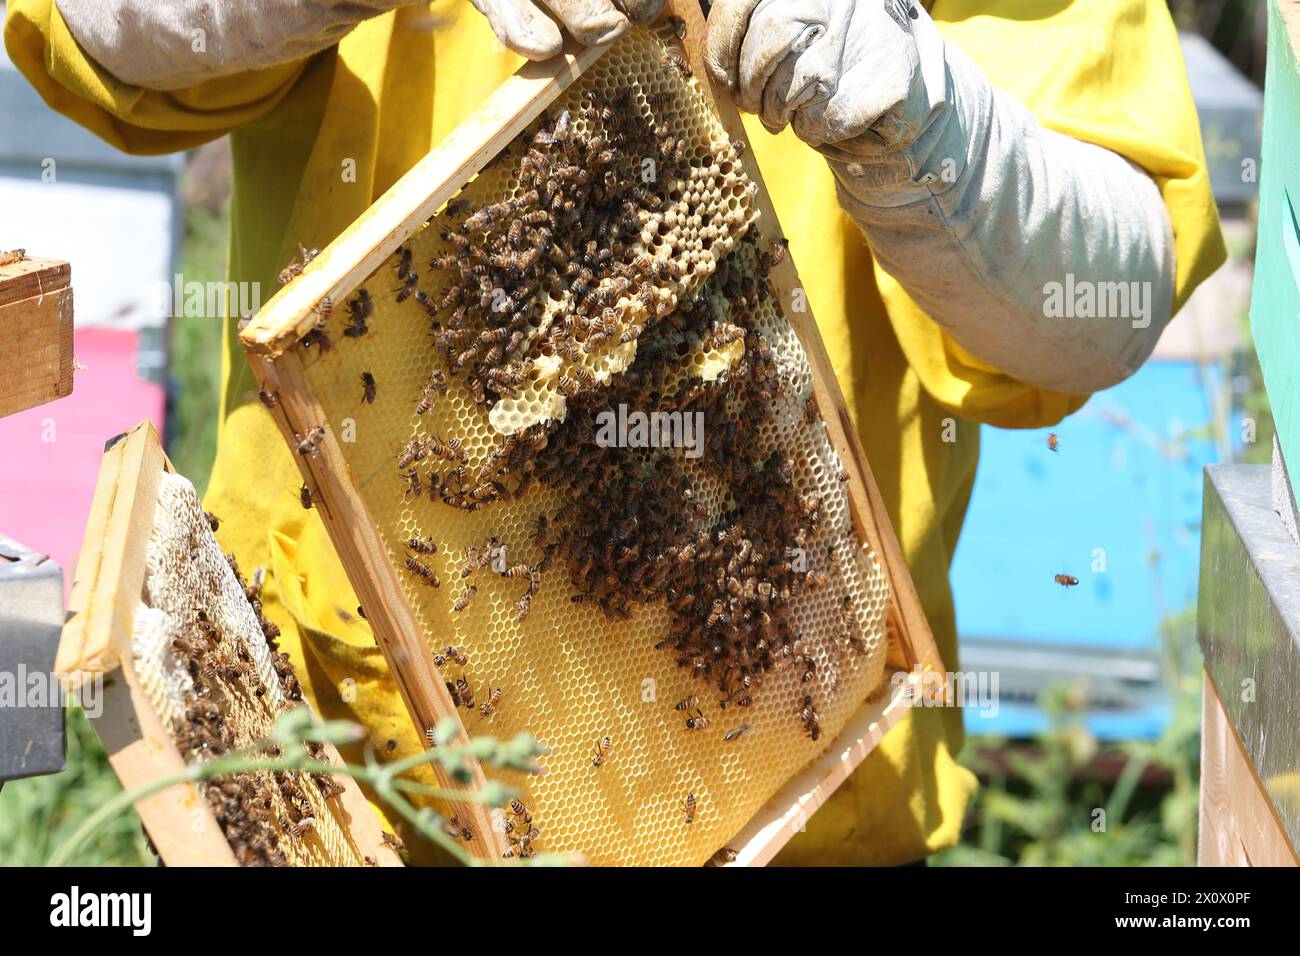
[164,532,344,866]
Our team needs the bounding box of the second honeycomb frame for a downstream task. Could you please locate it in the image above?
[240,0,944,866]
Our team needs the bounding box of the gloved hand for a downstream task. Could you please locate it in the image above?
[704,0,1178,396]
[704,0,923,147]
[470,0,667,60]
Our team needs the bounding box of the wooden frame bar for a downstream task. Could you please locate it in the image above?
[239,1,944,865]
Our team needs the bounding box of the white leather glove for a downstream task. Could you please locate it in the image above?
[470,0,667,59]
[705,0,1178,396]
[56,0,668,91]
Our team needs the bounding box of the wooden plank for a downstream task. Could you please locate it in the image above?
[1198,668,1299,866]
[0,256,73,419]
[92,662,242,867]
[727,669,915,865]
[250,354,507,863]
[58,422,164,678]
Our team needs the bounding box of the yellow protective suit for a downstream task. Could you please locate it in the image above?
[7,0,1224,865]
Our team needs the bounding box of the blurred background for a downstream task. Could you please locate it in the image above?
[0,0,1274,865]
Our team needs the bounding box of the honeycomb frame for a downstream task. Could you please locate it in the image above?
[240,1,943,867]
[58,422,401,867]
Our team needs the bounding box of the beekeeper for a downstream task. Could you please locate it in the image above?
[5,0,1224,864]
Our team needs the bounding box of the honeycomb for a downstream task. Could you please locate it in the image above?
[293,25,890,865]
[132,473,372,866]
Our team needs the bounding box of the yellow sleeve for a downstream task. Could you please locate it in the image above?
[3,0,309,155]
[887,0,1228,429]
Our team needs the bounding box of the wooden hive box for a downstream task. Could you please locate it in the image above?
[0,253,74,419]
[58,422,401,866]
[239,1,943,866]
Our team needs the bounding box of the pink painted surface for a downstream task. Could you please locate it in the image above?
[0,328,165,598]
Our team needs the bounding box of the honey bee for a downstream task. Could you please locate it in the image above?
[0,248,26,267]
[445,815,474,841]
[416,372,447,414]
[298,483,316,509]
[592,735,612,767]
[405,556,440,587]
[661,48,692,78]
[446,680,462,707]
[444,645,468,666]
[360,371,377,404]
[674,695,699,712]
[444,198,471,217]
[344,289,373,336]
[381,831,406,853]
[685,711,711,731]
[723,724,750,742]
[258,388,278,409]
[479,687,502,720]
[1047,432,1060,453]
[296,426,326,458]
[666,15,687,39]
[684,792,697,824]
[314,295,334,322]
[799,695,821,742]
[455,678,475,709]
[510,799,531,823]
[395,245,414,280]
[407,536,438,554]
[1054,573,1079,587]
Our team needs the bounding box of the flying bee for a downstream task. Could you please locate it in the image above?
[724,724,750,742]
[296,426,326,458]
[592,735,612,767]
[452,586,478,613]
[407,536,438,555]
[684,792,697,824]
[360,371,377,404]
[298,483,316,509]
[454,678,475,710]
[405,556,440,587]
[1054,573,1079,588]
[258,388,278,409]
[1047,432,1060,453]
[479,687,502,720]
